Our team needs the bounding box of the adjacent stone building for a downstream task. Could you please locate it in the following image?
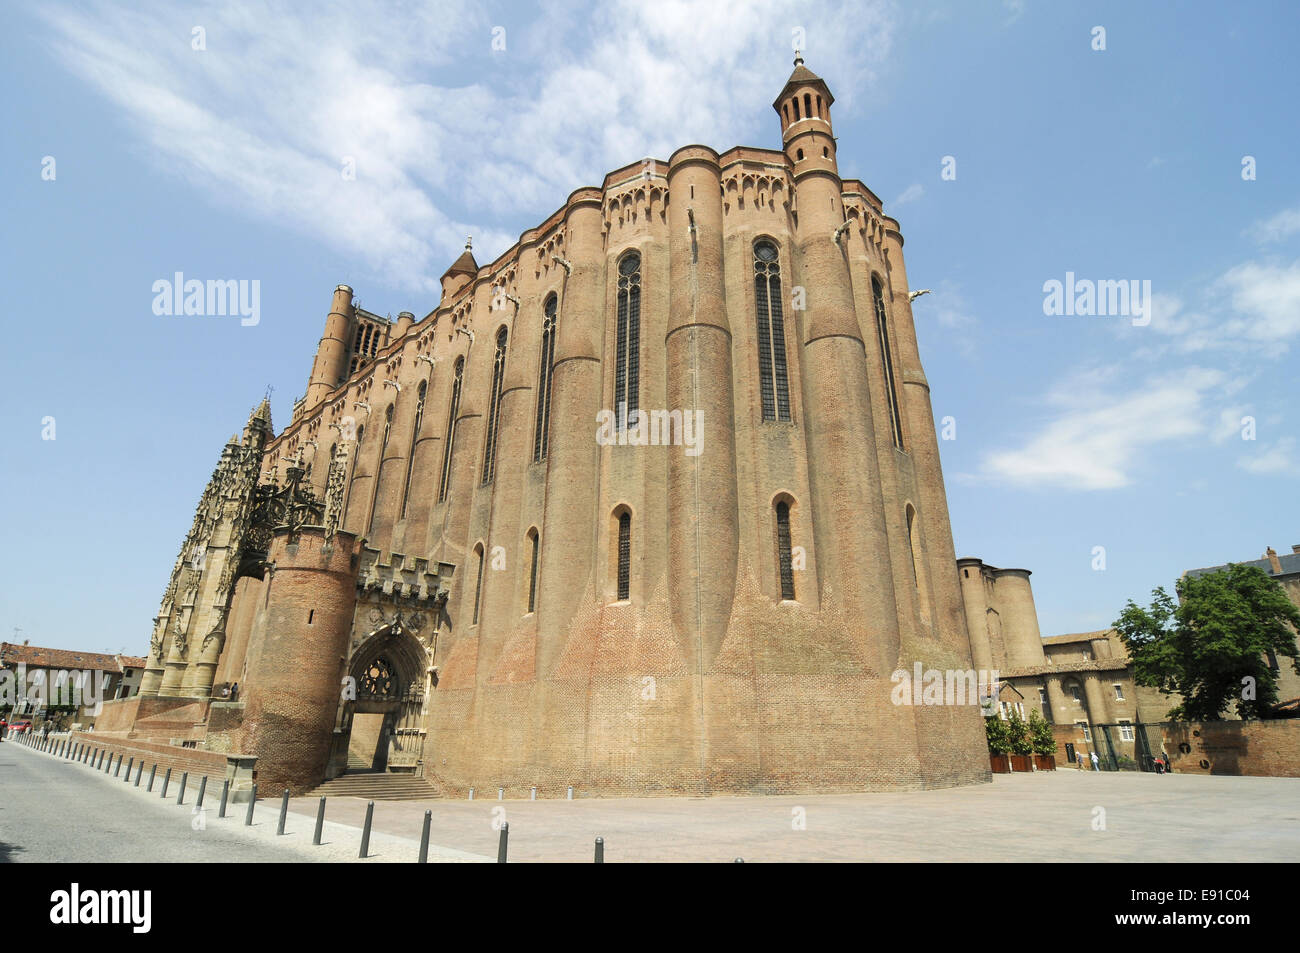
[0,641,145,729]
[98,57,997,796]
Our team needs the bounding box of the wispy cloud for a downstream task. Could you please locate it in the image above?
[1238,436,1297,475]
[981,366,1236,490]
[1249,203,1300,244]
[892,183,923,207]
[1129,258,1300,356]
[37,0,898,294]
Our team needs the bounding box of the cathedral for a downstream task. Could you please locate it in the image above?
[113,57,994,796]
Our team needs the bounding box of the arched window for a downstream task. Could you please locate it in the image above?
[471,543,485,625]
[872,277,905,450]
[804,93,812,120]
[367,404,394,535]
[438,357,464,503]
[615,252,641,430]
[482,327,508,484]
[533,295,557,462]
[907,504,931,623]
[793,97,800,120]
[754,241,791,421]
[342,424,363,528]
[399,379,427,519]
[616,510,631,601]
[775,499,795,600]
[526,527,540,614]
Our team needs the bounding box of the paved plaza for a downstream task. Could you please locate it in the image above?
[4,740,1298,862]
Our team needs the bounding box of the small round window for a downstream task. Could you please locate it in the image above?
[755,242,778,263]
[618,253,640,276]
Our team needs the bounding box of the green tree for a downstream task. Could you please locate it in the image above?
[984,716,1011,755]
[1114,564,1300,720]
[1027,709,1057,755]
[1006,709,1033,755]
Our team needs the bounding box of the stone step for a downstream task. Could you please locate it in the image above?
[307,773,443,801]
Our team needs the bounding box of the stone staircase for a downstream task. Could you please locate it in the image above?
[308,771,443,801]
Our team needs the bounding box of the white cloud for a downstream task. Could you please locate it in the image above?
[981,367,1231,490]
[1125,259,1300,356]
[1249,204,1300,244]
[1238,437,1297,475]
[37,1,898,295]
[892,183,924,207]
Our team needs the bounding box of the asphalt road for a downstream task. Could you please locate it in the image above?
[0,739,320,862]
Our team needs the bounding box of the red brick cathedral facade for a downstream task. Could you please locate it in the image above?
[120,58,991,795]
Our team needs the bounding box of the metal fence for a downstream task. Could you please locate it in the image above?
[1062,721,1170,772]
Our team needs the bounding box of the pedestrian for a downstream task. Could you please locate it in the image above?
[230,682,239,701]
[1090,750,1100,771]
[220,684,230,699]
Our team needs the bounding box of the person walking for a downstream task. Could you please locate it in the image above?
[1090,750,1101,771]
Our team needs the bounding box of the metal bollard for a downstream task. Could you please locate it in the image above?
[497,822,509,863]
[498,787,504,800]
[595,836,604,863]
[114,755,123,778]
[276,789,289,835]
[219,780,229,818]
[147,764,158,792]
[568,786,574,800]
[359,801,374,859]
[418,810,432,864]
[468,787,474,800]
[105,752,113,774]
[531,787,537,800]
[313,797,326,846]
[160,768,172,798]
[135,762,144,786]
[245,783,258,826]
[196,775,208,809]
[178,772,188,805]
[734,858,745,863]
[124,757,133,781]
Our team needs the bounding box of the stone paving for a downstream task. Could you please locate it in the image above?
[6,737,1299,862]
[289,769,1300,863]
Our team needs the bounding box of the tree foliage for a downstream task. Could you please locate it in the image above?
[1027,709,1057,755]
[1114,564,1300,720]
[984,715,1011,755]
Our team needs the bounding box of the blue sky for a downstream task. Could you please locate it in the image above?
[1,0,1297,655]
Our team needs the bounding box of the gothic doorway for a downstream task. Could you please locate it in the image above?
[337,628,428,776]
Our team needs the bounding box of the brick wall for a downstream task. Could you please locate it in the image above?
[1164,720,1300,777]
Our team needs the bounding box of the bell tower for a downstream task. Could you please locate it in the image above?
[773,52,837,176]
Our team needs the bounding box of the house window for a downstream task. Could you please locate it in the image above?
[1069,685,1082,702]
[753,241,791,422]
[614,252,641,429]
[1076,721,1091,742]
[1119,720,1134,742]
[1113,684,1125,701]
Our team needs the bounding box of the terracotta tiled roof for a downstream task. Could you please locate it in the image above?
[1042,629,1115,645]
[0,642,142,673]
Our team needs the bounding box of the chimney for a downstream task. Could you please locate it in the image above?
[1266,547,1282,574]
[1292,544,1300,555]
[22,639,29,646]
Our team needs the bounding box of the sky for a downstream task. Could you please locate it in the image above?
[1,0,1297,655]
